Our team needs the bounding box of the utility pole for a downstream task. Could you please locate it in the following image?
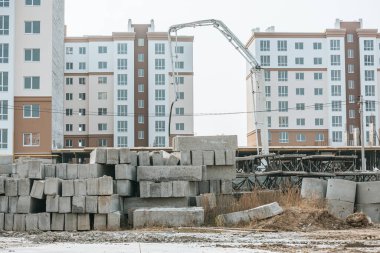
[359,95,366,171]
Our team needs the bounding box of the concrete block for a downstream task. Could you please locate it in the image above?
[77,164,90,179]
[5,178,18,196]
[210,180,221,194]
[107,212,121,230]
[77,214,90,231]
[140,181,172,198]
[64,213,77,231]
[94,214,107,230]
[203,151,215,166]
[301,178,327,199]
[116,180,134,197]
[326,179,356,203]
[86,178,99,195]
[4,213,13,231]
[30,180,45,199]
[191,150,203,166]
[173,135,238,151]
[221,180,233,194]
[215,202,283,226]
[38,213,50,231]
[90,148,107,164]
[133,207,204,228]
[166,153,180,166]
[74,179,86,196]
[8,196,17,213]
[59,197,71,213]
[88,164,106,178]
[0,196,8,213]
[327,199,354,219]
[13,214,26,231]
[115,164,137,181]
[44,178,61,196]
[98,195,120,214]
[0,155,12,165]
[119,150,137,166]
[66,164,78,180]
[28,161,44,179]
[107,149,119,165]
[180,151,191,165]
[124,197,190,210]
[44,164,56,178]
[150,151,164,166]
[138,151,150,166]
[62,180,74,197]
[206,165,236,180]
[72,196,85,213]
[0,213,3,230]
[225,150,236,165]
[51,213,64,231]
[56,163,68,179]
[17,196,44,213]
[214,150,226,166]
[198,181,210,194]
[85,196,98,213]
[137,166,203,182]
[0,164,12,175]
[46,195,59,213]
[16,163,29,178]
[0,176,4,194]
[17,178,31,196]
[356,181,380,204]
[195,193,217,209]
[99,176,113,195]
[356,203,380,223]
[25,214,38,231]
[172,181,194,197]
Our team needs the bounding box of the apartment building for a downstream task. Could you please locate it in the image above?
[0,0,64,157]
[247,19,380,147]
[64,20,194,148]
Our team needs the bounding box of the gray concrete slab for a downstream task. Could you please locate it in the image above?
[206,165,236,180]
[46,195,59,213]
[77,164,90,179]
[66,164,78,180]
[44,178,62,196]
[195,193,217,210]
[85,196,98,213]
[140,181,172,198]
[225,149,236,165]
[17,196,44,214]
[64,213,77,231]
[18,178,31,196]
[59,196,71,213]
[51,213,64,231]
[220,180,233,194]
[30,180,45,199]
[166,153,180,166]
[119,148,131,164]
[0,164,12,175]
[326,179,356,203]
[38,213,50,231]
[88,164,106,178]
[28,161,44,179]
[202,151,215,166]
[74,179,86,196]
[327,199,354,219]
[77,213,90,231]
[198,181,210,194]
[191,150,202,166]
[138,151,150,166]
[86,178,99,196]
[0,213,3,231]
[133,207,204,228]
[4,213,13,231]
[94,214,107,230]
[99,176,113,195]
[356,181,380,204]
[15,163,29,178]
[8,196,17,213]
[150,151,164,166]
[173,135,238,152]
[210,180,221,195]
[13,214,26,231]
[107,212,121,231]
[107,149,119,165]
[0,155,12,165]
[137,166,203,182]
[98,195,120,214]
[90,148,107,164]
[56,163,68,179]
[123,197,190,210]
[180,151,191,165]
[72,196,86,213]
[301,178,327,200]
[44,164,56,178]
[5,178,18,196]
[0,196,8,213]
[172,181,195,197]
[115,164,137,181]
[0,176,5,194]
[356,203,380,223]
[25,214,38,231]
[214,150,226,166]
[116,180,134,197]
[62,179,74,197]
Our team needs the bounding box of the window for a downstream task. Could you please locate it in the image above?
[366,116,375,127]
[78,124,86,132]
[315,118,323,126]
[98,77,107,84]
[138,69,144,77]
[278,71,288,81]
[79,77,85,85]
[98,61,107,69]
[277,40,287,51]
[348,80,355,89]
[117,59,127,70]
[66,62,73,70]
[0,100,7,120]
[98,46,107,54]
[0,72,8,91]
[315,103,323,110]
[364,55,374,66]
[155,105,165,116]
[24,76,40,90]
[65,93,73,100]
[65,109,72,116]
[65,124,73,132]
[175,46,184,54]
[0,16,9,35]
[138,131,144,140]
[330,40,340,50]
[315,133,324,142]
[0,43,8,63]
[296,88,304,95]
[331,70,341,81]
[138,100,144,108]
[332,116,342,127]
[278,86,288,97]
[138,38,144,47]
[264,71,271,81]
[23,104,40,118]
[23,133,40,147]
[155,74,165,85]
[295,42,303,50]
[296,118,305,126]
[365,85,375,96]
[118,74,127,85]
[266,101,271,111]
[176,92,184,100]
[365,70,375,81]
[138,115,144,124]
[154,136,166,147]
[313,57,322,65]
[260,55,270,66]
[279,116,288,127]
[295,73,304,80]
[155,59,165,70]
[267,117,271,127]
[155,43,165,54]
[175,107,184,115]
[349,95,356,104]
[279,132,288,143]
[79,62,86,70]
[348,49,354,58]
[260,40,270,51]
[314,88,323,95]
[314,72,322,80]
[331,101,342,112]
[117,89,128,101]
[278,101,288,112]
[348,64,354,73]
[175,77,185,84]
[98,123,107,131]
[176,123,185,131]
[79,47,86,54]
[0,0,9,7]
[347,34,353,43]
[296,134,306,142]
[65,139,73,148]
[332,131,342,142]
[155,89,165,101]
[331,85,341,96]
[117,121,128,132]
[278,56,287,66]
[365,101,376,111]
[117,43,128,54]
[25,49,40,61]
[175,61,184,69]
[25,21,40,34]
[25,0,40,6]
[349,110,355,119]
[138,84,144,92]
[265,86,271,97]
[79,93,86,100]
[330,55,340,66]
[155,121,165,132]
[78,139,86,147]
[313,42,322,50]
[295,57,304,65]
[296,103,305,110]
[98,139,107,147]
[98,92,107,100]
[66,78,73,85]
[98,108,107,115]
[138,53,144,62]
[117,137,128,147]
[364,40,374,51]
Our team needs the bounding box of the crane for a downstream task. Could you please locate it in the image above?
[168,19,268,155]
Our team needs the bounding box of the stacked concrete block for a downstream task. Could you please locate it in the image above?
[44,164,56,178]
[51,213,64,231]
[56,163,68,179]
[356,181,380,223]
[90,148,107,164]
[30,180,45,199]
[25,214,38,231]
[301,178,327,199]
[138,151,150,166]
[18,179,32,196]
[66,164,78,180]
[119,149,138,166]
[28,161,44,179]
[326,179,356,219]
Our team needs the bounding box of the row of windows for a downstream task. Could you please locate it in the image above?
[270,132,326,143]
[66,59,128,70]
[264,85,369,97]
[0,129,39,149]
[268,116,344,128]
[266,100,376,112]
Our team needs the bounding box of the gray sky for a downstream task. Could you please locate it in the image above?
[65,0,380,146]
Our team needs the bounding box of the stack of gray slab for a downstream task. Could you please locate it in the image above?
[300,178,327,199]
[173,135,237,195]
[326,179,356,219]
[356,181,380,223]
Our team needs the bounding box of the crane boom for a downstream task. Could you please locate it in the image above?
[168,19,269,155]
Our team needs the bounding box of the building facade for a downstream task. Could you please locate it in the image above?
[247,19,380,147]
[0,0,65,157]
[64,20,194,148]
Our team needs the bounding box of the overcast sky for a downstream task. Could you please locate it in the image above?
[65,0,380,146]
